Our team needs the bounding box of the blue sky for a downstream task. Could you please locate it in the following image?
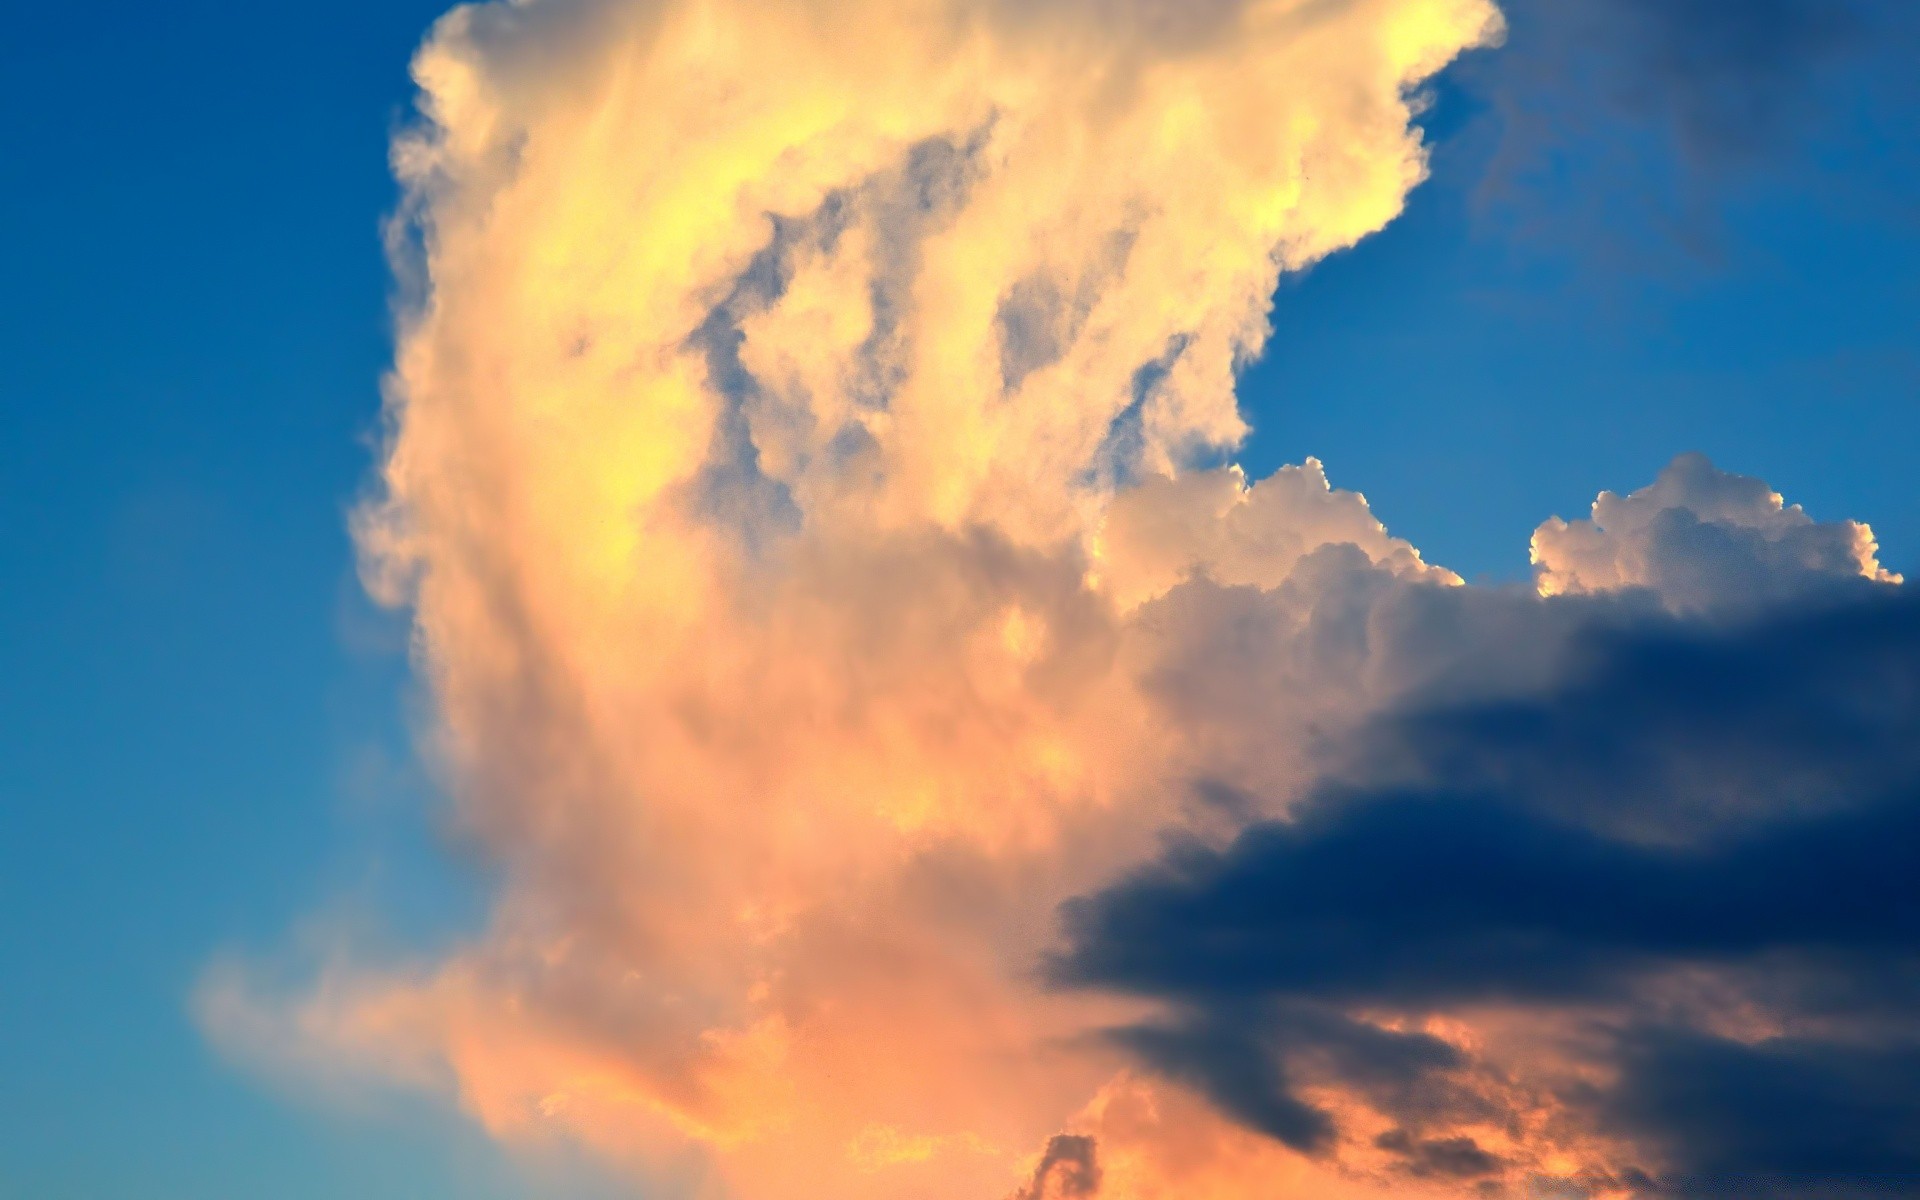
[1240,0,1920,579]
[1,1,1914,1196]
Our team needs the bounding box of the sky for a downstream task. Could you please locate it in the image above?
[0,1,1915,1198]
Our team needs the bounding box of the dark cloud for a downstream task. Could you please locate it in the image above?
[1375,1128,1507,1181]
[1062,589,1920,1004]
[1609,1029,1920,1198]
[1063,782,1920,1005]
[1474,0,1894,163]
[1113,1003,1469,1152]
[1347,563,1917,844]
[1438,0,1918,264]
[1556,0,1865,163]
[1053,588,1920,1192]
[1012,1134,1102,1200]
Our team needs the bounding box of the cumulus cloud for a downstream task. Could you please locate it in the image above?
[1531,452,1899,611]
[1099,459,1455,611]
[200,0,1910,1197]
[1012,1134,1102,1200]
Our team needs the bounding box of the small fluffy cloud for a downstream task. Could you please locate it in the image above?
[204,0,1912,1197]
[1531,451,1899,611]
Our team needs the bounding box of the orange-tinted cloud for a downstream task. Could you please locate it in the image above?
[197,1,1907,1197]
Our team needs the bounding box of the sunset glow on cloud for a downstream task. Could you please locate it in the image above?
[187,2,1916,1198]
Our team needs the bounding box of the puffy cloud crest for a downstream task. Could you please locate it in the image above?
[1532,451,1899,610]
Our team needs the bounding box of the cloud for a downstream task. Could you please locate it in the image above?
[1608,1029,1920,1199]
[1056,587,1920,1194]
[228,0,1510,1193]
[1112,1002,1469,1152]
[1541,0,1868,164]
[1099,459,1455,611]
[1011,1134,1102,1200]
[1445,0,1919,263]
[201,0,1911,1196]
[1531,452,1900,611]
[1374,1128,1506,1181]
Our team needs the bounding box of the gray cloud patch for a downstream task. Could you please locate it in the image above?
[1440,0,1918,265]
[1375,1128,1506,1181]
[1567,0,1865,162]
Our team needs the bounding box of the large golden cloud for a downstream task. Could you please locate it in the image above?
[197,1,1903,1196]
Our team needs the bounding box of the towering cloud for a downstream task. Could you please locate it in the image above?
[201,1,1911,1197]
